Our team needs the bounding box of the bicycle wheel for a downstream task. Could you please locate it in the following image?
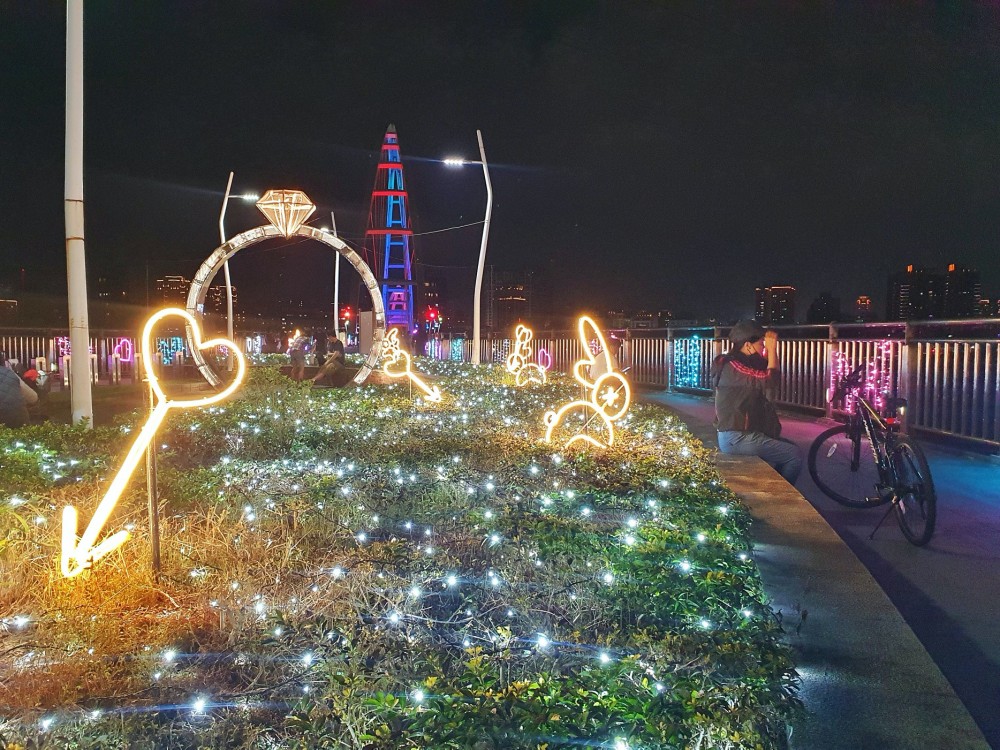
[808,425,888,508]
[890,436,937,546]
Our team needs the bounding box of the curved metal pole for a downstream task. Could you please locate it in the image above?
[218,171,235,370]
[472,129,492,365]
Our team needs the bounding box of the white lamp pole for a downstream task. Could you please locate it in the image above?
[65,0,93,426]
[331,211,340,337]
[445,132,493,364]
[472,130,493,365]
[218,172,236,370]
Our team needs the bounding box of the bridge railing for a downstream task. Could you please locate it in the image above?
[425,320,1000,449]
[1,328,140,383]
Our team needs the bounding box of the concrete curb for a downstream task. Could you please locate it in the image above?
[644,395,990,750]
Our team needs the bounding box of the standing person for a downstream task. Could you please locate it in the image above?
[712,320,801,484]
[288,335,307,382]
[0,363,38,428]
[313,329,328,367]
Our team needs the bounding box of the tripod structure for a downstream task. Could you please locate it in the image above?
[364,124,416,332]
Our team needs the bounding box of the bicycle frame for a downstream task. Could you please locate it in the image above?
[844,394,895,488]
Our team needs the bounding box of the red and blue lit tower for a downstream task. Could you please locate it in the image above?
[364,124,415,331]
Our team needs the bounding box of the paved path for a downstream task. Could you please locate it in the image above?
[644,391,1000,748]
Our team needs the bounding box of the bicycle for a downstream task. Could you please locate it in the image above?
[808,364,937,546]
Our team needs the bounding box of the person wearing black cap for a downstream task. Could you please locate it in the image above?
[711,320,801,483]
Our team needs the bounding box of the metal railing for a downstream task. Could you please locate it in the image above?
[0,328,139,383]
[424,320,1000,449]
[9,320,995,448]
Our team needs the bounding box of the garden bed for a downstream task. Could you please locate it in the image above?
[0,362,799,749]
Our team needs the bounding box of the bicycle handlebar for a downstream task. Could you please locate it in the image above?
[829,364,866,403]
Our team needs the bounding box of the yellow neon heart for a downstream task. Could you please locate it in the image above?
[143,308,247,409]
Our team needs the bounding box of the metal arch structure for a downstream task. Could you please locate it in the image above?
[185,224,386,386]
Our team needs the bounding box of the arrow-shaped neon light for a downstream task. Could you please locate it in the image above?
[61,308,246,578]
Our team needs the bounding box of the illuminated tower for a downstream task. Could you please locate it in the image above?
[364,124,415,330]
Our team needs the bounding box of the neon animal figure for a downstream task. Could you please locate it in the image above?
[382,328,442,402]
[61,308,247,578]
[543,316,631,449]
[505,324,547,386]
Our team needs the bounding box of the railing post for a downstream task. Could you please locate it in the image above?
[666,327,675,392]
[899,322,917,434]
[826,324,837,420]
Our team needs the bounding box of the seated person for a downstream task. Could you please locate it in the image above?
[0,364,38,428]
[312,337,348,386]
[21,368,49,422]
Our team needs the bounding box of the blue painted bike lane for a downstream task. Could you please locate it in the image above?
[645,391,1000,748]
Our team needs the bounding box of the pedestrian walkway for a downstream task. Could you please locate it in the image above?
[642,390,994,749]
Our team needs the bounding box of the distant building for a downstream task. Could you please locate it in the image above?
[754,285,797,324]
[605,310,628,329]
[205,284,238,315]
[977,299,994,318]
[887,263,981,320]
[0,299,17,324]
[855,295,874,322]
[156,275,236,316]
[943,264,981,318]
[806,292,841,324]
[657,309,673,327]
[886,265,945,321]
[156,275,191,306]
[629,310,655,328]
[487,268,533,334]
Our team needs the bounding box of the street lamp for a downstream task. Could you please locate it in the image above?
[218,172,259,369]
[444,129,492,364]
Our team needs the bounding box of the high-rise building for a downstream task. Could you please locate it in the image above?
[156,275,190,305]
[855,295,874,322]
[977,299,994,318]
[754,285,797,324]
[944,264,981,318]
[806,292,840,324]
[488,268,533,334]
[886,264,969,320]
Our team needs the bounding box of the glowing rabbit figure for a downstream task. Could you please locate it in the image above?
[505,324,547,386]
[382,328,442,402]
[543,316,631,449]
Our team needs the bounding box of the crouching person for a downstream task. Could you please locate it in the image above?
[713,320,801,484]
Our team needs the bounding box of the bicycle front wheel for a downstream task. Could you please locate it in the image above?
[890,436,937,546]
[808,425,887,508]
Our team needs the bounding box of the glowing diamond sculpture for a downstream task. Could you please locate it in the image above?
[256,189,316,237]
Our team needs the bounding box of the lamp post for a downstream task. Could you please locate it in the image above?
[218,174,259,369]
[444,129,492,364]
[65,0,93,426]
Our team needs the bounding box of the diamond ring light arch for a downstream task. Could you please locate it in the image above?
[185,189,386,387]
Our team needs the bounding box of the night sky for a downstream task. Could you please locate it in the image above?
[3,2,1000,323]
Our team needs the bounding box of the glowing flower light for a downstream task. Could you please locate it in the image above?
[504,324,547,386]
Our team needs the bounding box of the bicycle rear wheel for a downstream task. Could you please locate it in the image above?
[808,425,888,508]
[890,436,937,546]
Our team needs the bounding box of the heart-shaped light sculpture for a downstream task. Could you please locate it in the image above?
[61,308,246,577]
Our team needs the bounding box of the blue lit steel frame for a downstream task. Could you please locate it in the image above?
[364,126,415,330]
